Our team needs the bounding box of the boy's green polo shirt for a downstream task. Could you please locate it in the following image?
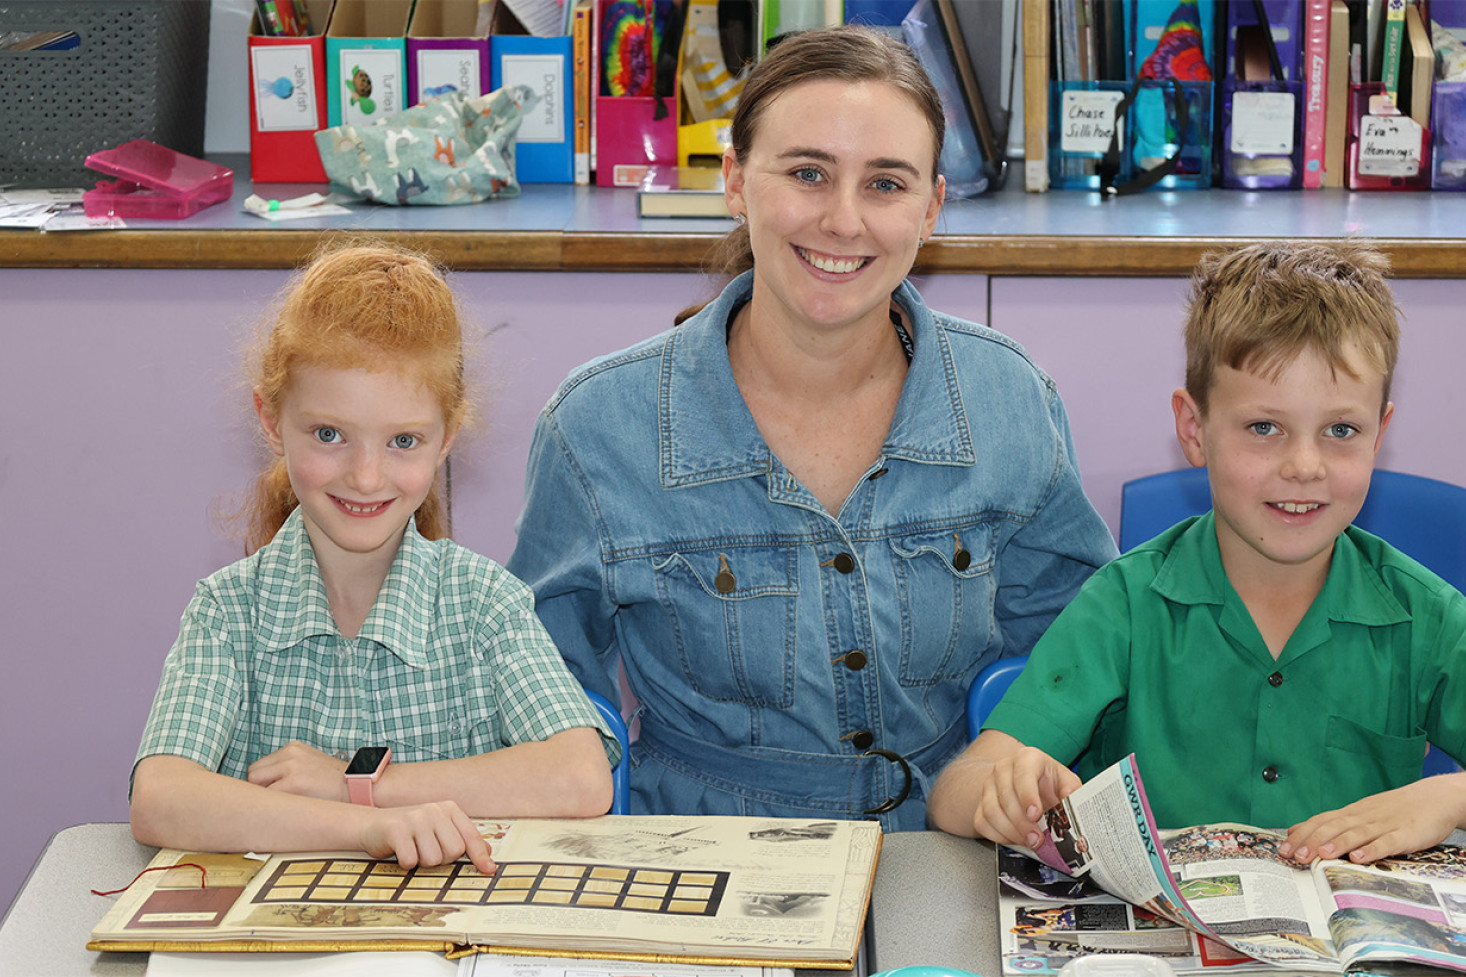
[136,509,617,785]
[986,511,1466,830]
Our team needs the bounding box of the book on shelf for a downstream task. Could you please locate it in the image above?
[89,814,880,967]
[637,165,730,217]
[998,753,1466,977]
[1401,0,1433,128]
[571,0,592,185]
[1304,0,1332,187]
[1381,0,1408,105]
[1023,0,1052,191]
[1325,0,1351,186]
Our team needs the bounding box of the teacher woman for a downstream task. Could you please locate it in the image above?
[508,25,1117,829]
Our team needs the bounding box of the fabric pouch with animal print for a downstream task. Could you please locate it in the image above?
[314,86,536,205]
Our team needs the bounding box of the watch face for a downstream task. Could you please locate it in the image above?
[346,746,390,776]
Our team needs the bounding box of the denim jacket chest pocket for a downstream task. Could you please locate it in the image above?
[888,523,999,686]
[652,546,799,707]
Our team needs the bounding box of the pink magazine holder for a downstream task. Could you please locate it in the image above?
[83,139,234,219]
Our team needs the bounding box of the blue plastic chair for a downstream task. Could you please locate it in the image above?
[965,656,1028,741]
[1117,466,1466,776]
[583,688,631,814]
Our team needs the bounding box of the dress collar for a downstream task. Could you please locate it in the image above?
[254,508,436,668]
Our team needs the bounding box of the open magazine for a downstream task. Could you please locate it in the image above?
[999,754,1466,976]
[88,814,879,968]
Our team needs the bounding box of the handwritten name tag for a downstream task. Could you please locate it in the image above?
[1230,91,1295,155]
[1060,90,1125,155]
[1359,114,1422,176]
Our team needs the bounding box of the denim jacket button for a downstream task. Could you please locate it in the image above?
[714,569,736,593]
[832,553,855,574]
[850,729,875,749]
[844,650,868,671]
[953,548,972,571]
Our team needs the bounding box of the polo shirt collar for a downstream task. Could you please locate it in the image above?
[660,272,972,489]
[254,508,437,668]
[1152,510,1411,632]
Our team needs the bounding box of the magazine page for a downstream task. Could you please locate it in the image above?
[89,815,880,965]
[1005,755,1341,973]
[996,846,1260,976]
[1159,825,1337,970]
[1025,754,1202,935]
[1318,844,1466,974]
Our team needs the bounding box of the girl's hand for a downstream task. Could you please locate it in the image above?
[973,746,1081,848]
[360,800,497,875]
[247,741,350,802]
[1279,773,1466,864]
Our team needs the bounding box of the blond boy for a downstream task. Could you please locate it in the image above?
[929,241,1466,864]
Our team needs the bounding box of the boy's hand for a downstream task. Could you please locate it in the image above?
[248,741,350,802]
[360,800,497,875]
[1279,773,1466,864]
[973,746,1082,848]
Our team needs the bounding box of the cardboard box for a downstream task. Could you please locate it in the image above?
[326,0,413,126]
[407,0,491,105]
[248,0,333,183]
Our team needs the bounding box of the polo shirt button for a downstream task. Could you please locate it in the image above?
[851,729,874,750]
[1268,671,1284,687]
[844,650,868,671]
[832,553,855,574]
[1262,765,1279,783]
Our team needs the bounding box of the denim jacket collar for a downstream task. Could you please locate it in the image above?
[661,271,974,490]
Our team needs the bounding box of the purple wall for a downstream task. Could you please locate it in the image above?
[4,267,1463,915]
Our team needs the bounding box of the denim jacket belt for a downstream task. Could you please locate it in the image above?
[636,719,970,816]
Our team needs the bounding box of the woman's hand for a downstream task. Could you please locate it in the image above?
[247,741,350,802]
[1279,773,1466,864]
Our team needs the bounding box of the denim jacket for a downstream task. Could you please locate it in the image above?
[508,272,1117,829]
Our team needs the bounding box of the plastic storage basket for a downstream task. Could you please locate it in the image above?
[0,0,210,188]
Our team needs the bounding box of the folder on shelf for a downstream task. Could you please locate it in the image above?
[248,0,333,183]
[326,0,413,126]
[491,3,575,184]
[406,0,492,106]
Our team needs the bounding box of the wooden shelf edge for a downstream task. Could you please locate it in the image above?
[4,230,1465,277]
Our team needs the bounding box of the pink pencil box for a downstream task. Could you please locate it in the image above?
[83,139,235,219]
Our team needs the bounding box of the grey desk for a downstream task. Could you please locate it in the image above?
[0,825,1001,977]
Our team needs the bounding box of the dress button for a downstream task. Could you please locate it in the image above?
[1268,671,1284,687]
[832,553,855,574]
[851,729,874,750]
[1262,765,1279,783]
[844,650,868,671]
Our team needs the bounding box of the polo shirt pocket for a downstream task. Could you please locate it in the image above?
[889,524,997,687]
[1323,714,1429,793]
[652,547,799,708]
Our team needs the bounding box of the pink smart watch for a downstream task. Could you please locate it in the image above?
[344,746,391,806]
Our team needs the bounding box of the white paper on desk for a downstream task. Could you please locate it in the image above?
[461,953,794,977]
[0,202,57,227]
[41,206,125,231]
[146,950,458,976]
[0,187,84,205]
[248,202,354,222]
